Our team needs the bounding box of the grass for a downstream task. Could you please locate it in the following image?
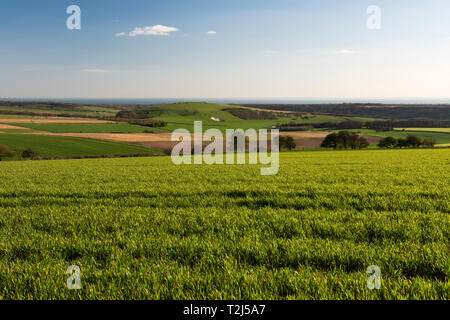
[394,128,450,134]
[0,149,448,299]
[10,123,151,133]
[143,102,367,133]
[0,134,157,158]
[0,105,119,118]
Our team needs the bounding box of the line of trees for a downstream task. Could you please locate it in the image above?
[240,103,450,120]
[278,119,450,132]
[366,119,450,131]
[321,131,369,150]
[224,108,277,120]
[278,120,363,131]
[378,135,436,148]
[128,119,167,128]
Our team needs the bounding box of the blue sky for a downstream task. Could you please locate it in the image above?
[1,0,450,99]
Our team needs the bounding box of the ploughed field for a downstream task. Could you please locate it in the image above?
[0,149,448,299]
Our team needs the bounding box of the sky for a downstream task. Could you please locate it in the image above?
[1,0,450,100]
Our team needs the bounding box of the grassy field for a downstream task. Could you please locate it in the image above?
[394,128,450,134]
[0,134,157,158]
[9,123,151,133]
[0,149,448,299]
[0,105,119,118]
[143,102,366,133]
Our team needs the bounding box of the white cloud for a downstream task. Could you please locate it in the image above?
[121,25,179,37]
[337,49,358,54]
[115,32,126,37]
[82,69,108,73]
[206,31,217,35]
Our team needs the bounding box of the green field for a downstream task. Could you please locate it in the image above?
[0,149,448,299]
[142,102,366,133]
[10,123,151,133]
[0,134,156,158]
[394,128,450,134]
[0,105,119,118]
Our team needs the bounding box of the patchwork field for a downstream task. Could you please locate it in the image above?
[0,134,158,158]
[0,118,113,124]
[11,123,151,133]
[0,149,448,299]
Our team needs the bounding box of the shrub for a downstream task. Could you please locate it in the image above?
[423,138,436,148]
[0,144,13,160]
[14,149,25,160]
[22,148,39,160]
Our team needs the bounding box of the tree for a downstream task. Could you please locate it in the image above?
[423,138,436,148]
[406,135,423,148]
[22,148,39,160]
[321,132,368,149]
[321,133,338,149]
[279,136,296,151]
[337,131,349,149]
[0,144,13,160]
[378,137,397,148]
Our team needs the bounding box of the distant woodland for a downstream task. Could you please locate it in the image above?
[240,103,450,120]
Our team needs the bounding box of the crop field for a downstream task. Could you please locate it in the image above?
[0,149,448,299]
[142,102,366,133]
[0,133,157,158]
[394,128,450,134]
[10,123,151,133]
[0,105,119,118]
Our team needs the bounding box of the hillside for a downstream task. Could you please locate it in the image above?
[133,102,362,133]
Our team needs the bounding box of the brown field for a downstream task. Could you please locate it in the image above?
[0,118,113,124]
[293,138,323,148]
[364,136,382,144]
[18,132,174,142]
[0,124,29,130]
[15,131,381,152]
[280,132,329,138]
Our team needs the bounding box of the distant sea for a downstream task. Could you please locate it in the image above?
[2,98,450,105]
